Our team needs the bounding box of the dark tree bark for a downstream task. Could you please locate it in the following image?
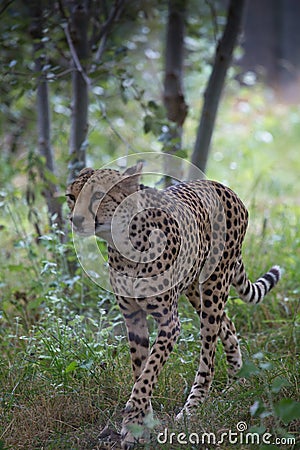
[61,0,126,182]
[29,2,63,229]
[191,0,247,174]
[240,0,300,101]
[239,0,278,85]
[66,0,89,183]
[163,0,188,128]
[163,0,188,182]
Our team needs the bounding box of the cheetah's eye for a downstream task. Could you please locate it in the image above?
[66,194,76,202]
[93,191,105,200]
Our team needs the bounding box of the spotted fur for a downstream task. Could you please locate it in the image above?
[66,164,281,448]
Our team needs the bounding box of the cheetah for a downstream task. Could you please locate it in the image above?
[66,163,281,448]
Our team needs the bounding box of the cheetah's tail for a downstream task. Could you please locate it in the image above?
[232,262,282,305]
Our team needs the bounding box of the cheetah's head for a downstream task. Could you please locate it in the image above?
[66,163,143,242]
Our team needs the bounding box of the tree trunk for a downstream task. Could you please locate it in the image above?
[191,0,247,174]
[163,0,188,183]
[67,0,89,183]
[30,2,63,229]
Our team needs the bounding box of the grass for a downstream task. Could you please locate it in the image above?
[0,88,299,449]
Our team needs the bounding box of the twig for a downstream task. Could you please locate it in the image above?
[0,418,15,439]
[60,0,136,155]
[62,22,91,88]
[95,33,108,65]
[0,0,13,17]
[96,98,138,154]
[57,0,68,21]
[93,0,125,63]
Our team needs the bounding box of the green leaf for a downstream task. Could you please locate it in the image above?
[148,100,158,110]
[27,297,43,310]
[79,359,93,370]
[253,351,264,360]
[259,361,273,370]
[43,168,59,185]
[173,149,188,159]
[0,439,9,450]
[250,399,266,417]
[274,398,300,424]
[270,377,290,393]
[126,423,144,439]
[65,361,78,374]
[144,115,153,134]
[8,264,24,272]
[143,412,160,429]
[238,360,260,378]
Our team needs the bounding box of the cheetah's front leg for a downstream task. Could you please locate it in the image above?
[121,304,181,449]
[122,306,150,381]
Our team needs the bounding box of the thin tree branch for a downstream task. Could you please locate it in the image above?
[92,0,125,63]
[0,0,14,17]
[62,22,91,88]
[95,34,108,64]
[60,1,136,163]
[57,0,68,21]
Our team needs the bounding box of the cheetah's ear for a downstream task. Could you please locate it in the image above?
[122,162,143,194]
[67,167,95,190]
[78,167,95,178]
